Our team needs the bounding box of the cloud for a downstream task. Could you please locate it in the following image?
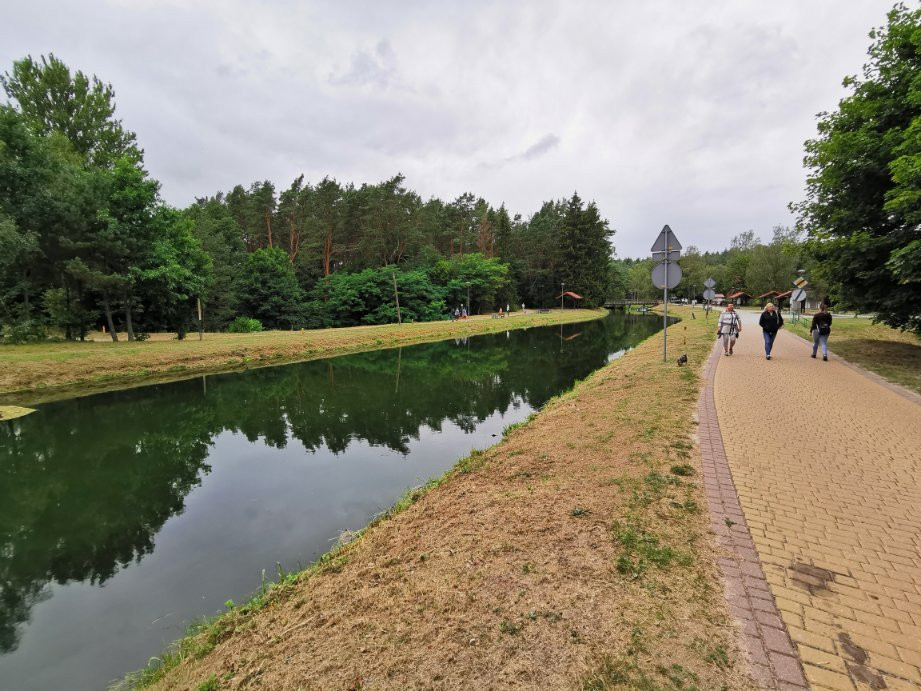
[478,133,561,170]
[521,134,560,160]
[329,40,396,88]
[0,0,897,256]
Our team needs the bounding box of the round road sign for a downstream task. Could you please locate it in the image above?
[703,288,716,300]
[651,262,682,290]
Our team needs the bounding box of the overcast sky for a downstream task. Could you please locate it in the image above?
[1,1,898,257]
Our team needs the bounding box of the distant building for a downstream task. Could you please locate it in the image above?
[726,291,752,306]
[755,290,780,307]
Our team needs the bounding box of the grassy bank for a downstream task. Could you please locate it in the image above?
[787,315,921,394]
[0,309,602,404]
[128,307,754,690]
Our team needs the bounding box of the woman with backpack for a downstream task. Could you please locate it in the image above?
[758,302,784,360]
[810,304,832,361]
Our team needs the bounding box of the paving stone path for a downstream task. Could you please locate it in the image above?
[704,311,921,690]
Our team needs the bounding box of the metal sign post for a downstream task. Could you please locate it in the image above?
[703,277,716,319]
[651,225,682,363]
[791,271,808,316]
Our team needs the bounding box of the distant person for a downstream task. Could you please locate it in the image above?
[758,302,784,360]
[461,306,468,319]
[810,304,832,361]
[498,306,504,317]
[717,303,742,356]
[453,307,460,321]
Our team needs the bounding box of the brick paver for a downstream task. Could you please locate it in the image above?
[712,314,921,690]
[700,340,808,689]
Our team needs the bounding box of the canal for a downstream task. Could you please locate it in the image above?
[0,312,662,690]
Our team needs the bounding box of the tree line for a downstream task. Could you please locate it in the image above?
[0,55,613,341]
[611,225,818,305]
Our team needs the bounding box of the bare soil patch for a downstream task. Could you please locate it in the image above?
[138,308,756,690]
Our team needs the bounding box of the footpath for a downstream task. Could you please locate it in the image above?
[706,310,921,689]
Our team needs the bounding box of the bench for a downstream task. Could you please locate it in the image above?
[537,308,550,314]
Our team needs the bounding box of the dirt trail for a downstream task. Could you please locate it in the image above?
[144,308,756,690]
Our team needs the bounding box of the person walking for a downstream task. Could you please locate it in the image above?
[810,304,832,361]
[758,302,784,360]
[717,303,742,356]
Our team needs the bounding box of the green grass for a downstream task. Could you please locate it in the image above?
[788,316,921,393]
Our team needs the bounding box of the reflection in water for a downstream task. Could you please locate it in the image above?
[0,313,661,689]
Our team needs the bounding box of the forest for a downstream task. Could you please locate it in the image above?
[0,55,612,341]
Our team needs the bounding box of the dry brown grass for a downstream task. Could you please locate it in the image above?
[0,310,602,404]
[139,308,755,691]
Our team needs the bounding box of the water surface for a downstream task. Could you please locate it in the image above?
[0,313,661,690]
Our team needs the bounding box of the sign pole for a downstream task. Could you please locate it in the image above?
[650,225,682,364]
[663,260,668,363]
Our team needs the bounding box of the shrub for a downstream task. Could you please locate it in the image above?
[1,319,47,343]
[227,317,263,333]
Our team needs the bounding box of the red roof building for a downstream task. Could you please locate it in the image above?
[726,291,752,305]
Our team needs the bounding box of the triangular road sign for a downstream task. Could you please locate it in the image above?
[651,225,682,253]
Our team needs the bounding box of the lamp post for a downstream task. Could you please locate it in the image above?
[561,282,565,311]
[466,281,470,314]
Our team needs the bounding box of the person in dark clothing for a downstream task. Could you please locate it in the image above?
[758,302,784,360]
[810,304,833,361]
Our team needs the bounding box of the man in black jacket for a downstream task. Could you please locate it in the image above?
[758,303,784,360]
[810,304,833,361]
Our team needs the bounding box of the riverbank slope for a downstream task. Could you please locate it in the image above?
[137,307,756,690]
[0,309,603,403]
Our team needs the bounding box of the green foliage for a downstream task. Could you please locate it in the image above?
[559,193,613,307]
[227,317,263,333]
[1,319,46,343]
[744,241,798,296]
[1,53,137,166]
[794,4,921,333]
[306,265,446,327]
[0,59,212,341]
[626,259,658,301]
[139,207,213,338]
[429,253,513,314]
[237,247,303,329]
